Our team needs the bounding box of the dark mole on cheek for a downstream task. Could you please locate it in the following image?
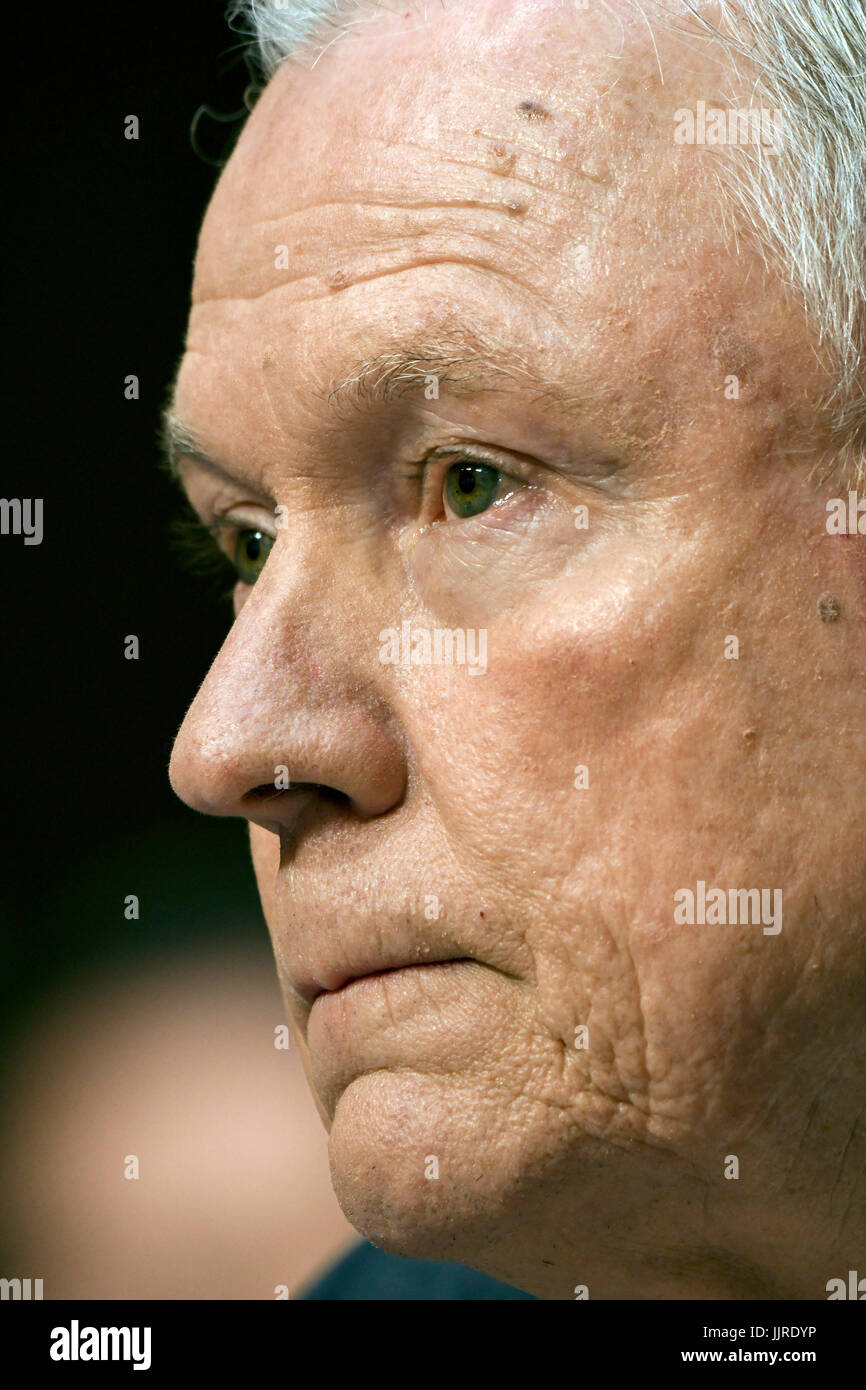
[817,593,842,622]
[517,99,551,121]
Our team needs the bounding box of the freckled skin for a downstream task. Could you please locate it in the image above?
[168,0,866,1298]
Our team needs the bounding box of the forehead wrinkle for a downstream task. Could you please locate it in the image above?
[193,77,624,310]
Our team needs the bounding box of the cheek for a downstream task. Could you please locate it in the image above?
[403,537,695,852]
[396,560,736,961]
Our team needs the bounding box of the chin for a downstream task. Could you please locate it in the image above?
[325,1068,528,1265]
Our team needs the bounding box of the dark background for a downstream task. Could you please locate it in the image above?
[2,4,267,1060]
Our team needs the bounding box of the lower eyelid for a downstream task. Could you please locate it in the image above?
[476,483,545,526]
[439,483,548,536]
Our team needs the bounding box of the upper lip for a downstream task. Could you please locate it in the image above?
[292,950,472,1007]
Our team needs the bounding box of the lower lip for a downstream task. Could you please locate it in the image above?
[306,960,485,1087]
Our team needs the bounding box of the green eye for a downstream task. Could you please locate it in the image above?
[443,462,502,518]
[234,529,274,584]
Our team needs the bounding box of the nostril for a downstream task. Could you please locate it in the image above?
[243,780,345,806]
[241,781,350,838]
[246,783,291,804]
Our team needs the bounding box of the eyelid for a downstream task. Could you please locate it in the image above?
[410,443,538,521]
[209,509,278,548]
[411,442,537,477]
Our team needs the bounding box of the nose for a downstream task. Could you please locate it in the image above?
[168,542,406,835]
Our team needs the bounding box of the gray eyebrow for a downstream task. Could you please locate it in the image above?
[162,332,587,479]
[160,414,213,480]
[323,328,590,422]
[325,343,550,413]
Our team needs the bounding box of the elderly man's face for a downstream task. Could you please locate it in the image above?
[168,0,866,1298]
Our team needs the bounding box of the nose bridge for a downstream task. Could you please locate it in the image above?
[169,535,406,820]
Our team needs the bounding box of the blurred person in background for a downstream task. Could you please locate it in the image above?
[1,945,354,1298]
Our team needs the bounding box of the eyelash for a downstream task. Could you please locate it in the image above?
[169,509,237,598]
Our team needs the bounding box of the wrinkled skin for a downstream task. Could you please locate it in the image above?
[168,0,866,1298]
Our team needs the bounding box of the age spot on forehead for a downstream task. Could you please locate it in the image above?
[817,593,842,622]
[516,99,551,121]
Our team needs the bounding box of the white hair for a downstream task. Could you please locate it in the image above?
[227,1,372,73]
[227,0,866,490]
